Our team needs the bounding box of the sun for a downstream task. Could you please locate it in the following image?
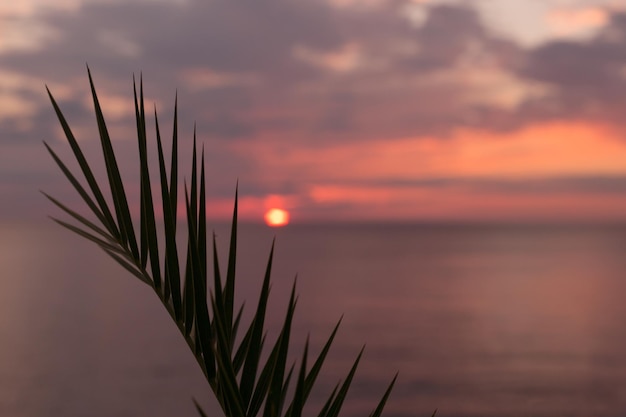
[264,208,290,227]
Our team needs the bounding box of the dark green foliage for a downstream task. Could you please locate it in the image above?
[44,68,397,417]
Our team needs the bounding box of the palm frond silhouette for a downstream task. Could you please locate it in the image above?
[44,67,397,417]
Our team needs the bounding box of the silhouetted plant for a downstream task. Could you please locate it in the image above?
[43,67,397,417]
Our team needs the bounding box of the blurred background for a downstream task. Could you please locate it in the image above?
[2,1,626,416]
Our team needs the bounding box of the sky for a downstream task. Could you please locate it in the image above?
[2,0,626,223]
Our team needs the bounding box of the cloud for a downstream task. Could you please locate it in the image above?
[1,0,534,146]
[3,0,626,145]
[2,0,626,221]
[233,121,626,185]
[519,9,626,128]
[546,6,609,39]
[293,42,365,73]
[179,68,260,90]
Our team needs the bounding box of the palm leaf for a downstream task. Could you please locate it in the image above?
[368,374,398,417]
[43,142,112,234]
[317,383,340,417]
[264,281,297,417]
[134,75,162,292]
[49,217,124,256]
[185,185,215,380]
[87,67,139,258]
[45,86,119,238]
[42,191,115,243]
[224,183,238,345]
[45,68,399,417]
[193,398,209,417]
[324,347,365,417]
[286,337,309,417]
[155,105,181,315]
[239,239,274,407]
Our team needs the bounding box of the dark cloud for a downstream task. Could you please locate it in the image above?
[199,113,255,139]
[314,92,357,133]
[519,10,626,128]
[404,5,486,70]
[1,0,530,147]
[4,0,626,148]
[43,0,340,81]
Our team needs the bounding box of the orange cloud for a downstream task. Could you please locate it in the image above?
[309,185,394,204]
[232,120,626,221]
[240,120,626,182]
[422,121,626,178]
[547,7,609,38]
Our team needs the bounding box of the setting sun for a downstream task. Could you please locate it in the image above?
[264,208,290,227]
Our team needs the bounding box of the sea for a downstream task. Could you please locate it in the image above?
[2,221,626,417]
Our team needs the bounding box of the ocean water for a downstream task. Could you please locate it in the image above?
[2,221,626,417]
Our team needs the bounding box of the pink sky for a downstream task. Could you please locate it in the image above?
[2,0,626,223]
